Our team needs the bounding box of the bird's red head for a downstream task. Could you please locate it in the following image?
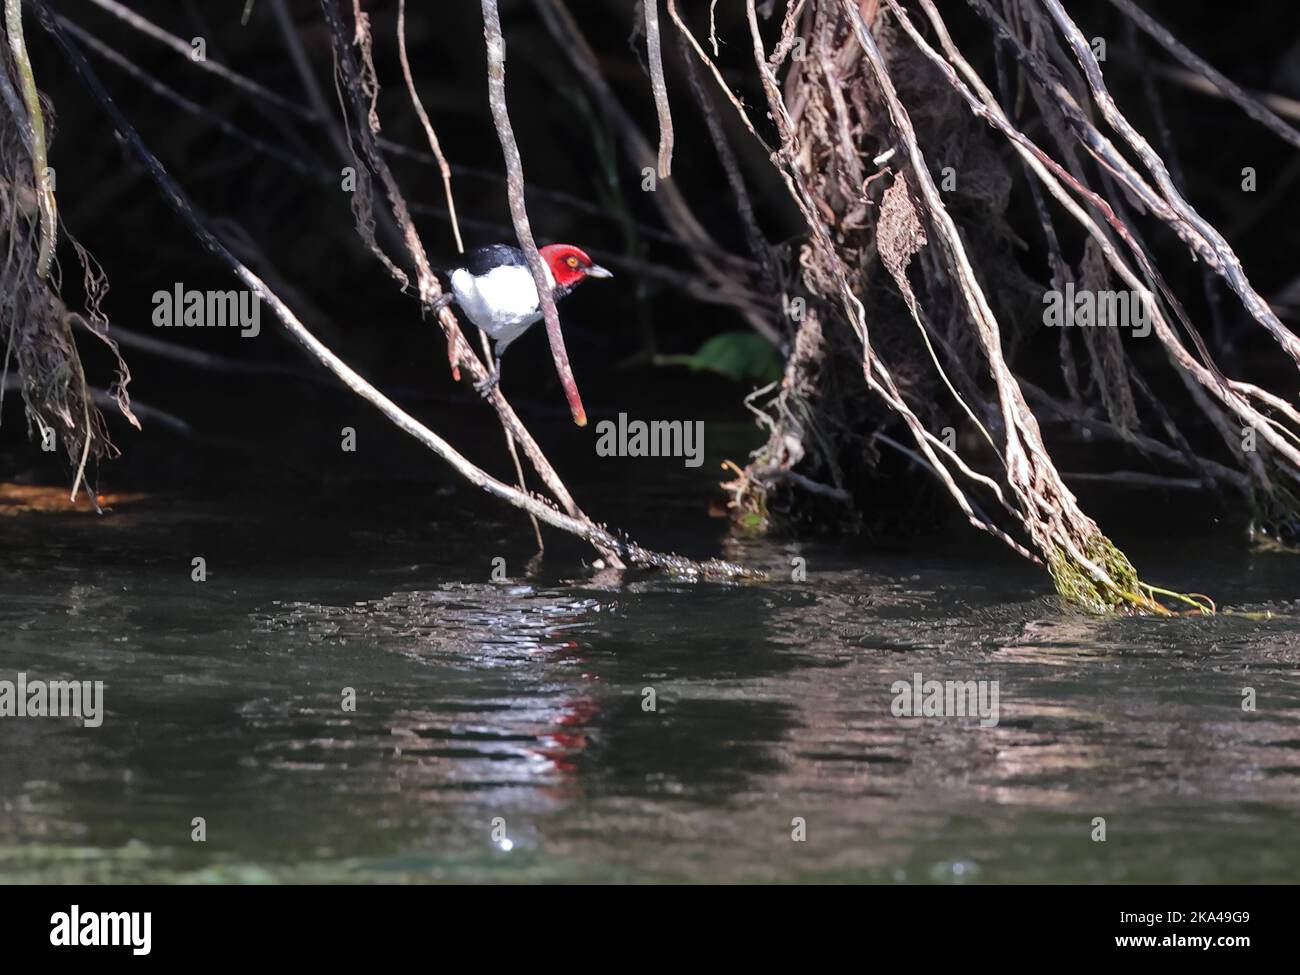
[540,244,613,289]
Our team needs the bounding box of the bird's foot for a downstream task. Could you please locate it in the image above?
[474,368,501,397]
[428,293,453,315]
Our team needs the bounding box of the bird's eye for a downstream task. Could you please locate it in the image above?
[566,256,580,268]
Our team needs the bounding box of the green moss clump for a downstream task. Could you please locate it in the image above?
[1048,533,1214,617]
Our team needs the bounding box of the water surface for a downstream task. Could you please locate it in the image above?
[2,482,1299,883]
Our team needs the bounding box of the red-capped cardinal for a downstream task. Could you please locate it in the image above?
[438,243,612,393]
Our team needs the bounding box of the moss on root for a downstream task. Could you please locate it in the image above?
[1048,534,1214,617]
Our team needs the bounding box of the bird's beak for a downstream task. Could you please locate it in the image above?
[586,264,613,279]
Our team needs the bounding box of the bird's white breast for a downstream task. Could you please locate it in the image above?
[450,263,553,342]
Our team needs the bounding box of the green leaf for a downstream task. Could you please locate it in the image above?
[658,332,783,385]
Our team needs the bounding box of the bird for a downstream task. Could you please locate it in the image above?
[437,243,612,393]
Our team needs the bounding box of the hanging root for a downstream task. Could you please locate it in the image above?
[4,0,54,277]
[1,3,134,501]
[654,0,1300,613]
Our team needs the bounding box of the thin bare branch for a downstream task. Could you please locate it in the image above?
[397,0,463,254]
[1108,0,1300,149]
[83,0,316,121]
[481,0,587,426]
[643,0,674,178]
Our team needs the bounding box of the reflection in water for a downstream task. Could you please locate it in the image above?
[250,585,610,808]
[2,500,1300,882]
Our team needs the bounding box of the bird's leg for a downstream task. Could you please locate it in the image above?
[428,293,454,315]
[474,364,501,396]
[474,331,502,396]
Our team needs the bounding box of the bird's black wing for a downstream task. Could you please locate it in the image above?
[463,244,526,275]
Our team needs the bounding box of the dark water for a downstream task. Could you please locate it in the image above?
[3,481,1300,884]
